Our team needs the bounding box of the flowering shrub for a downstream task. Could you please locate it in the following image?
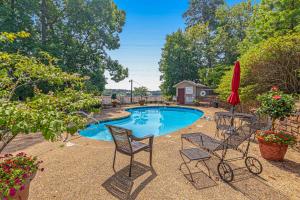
[0,153,43,199]
[257,86,295,130]
[256,130,296,146]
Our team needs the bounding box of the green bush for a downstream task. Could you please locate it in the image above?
[257,87,295,129]
[216,33,300,102]
[198,65,230,88]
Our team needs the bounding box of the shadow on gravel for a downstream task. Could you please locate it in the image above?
[268,158,300,177]
[102,161,157,200]
[1,134,44,154]
[200,156,290,200]
[227,167,289,200]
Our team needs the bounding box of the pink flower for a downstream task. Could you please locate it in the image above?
[273,95,281,100]
[271,86,279,91]
[22,174,28,179]
[20,185,25,191]
[17,152,26,157]
[14,178,21,184]
[9,188,16,197]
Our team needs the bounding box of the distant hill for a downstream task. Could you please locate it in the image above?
[103,89,161,96]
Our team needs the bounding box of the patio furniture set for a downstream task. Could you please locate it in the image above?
[106,111,268,187]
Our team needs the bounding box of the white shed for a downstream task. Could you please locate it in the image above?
[173,80,212,104]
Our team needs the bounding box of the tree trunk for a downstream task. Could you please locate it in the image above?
[272,118,276,132]
[290,0,296,30]
[10,0,15,32]
[0,134,17,154]
[41,0,47,46]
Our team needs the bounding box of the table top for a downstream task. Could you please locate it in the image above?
[215,112,255,118]
[180,148,211,160]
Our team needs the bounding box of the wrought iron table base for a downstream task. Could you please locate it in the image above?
[179,148,211,182]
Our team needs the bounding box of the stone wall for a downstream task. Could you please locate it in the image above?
[276,112,300,151]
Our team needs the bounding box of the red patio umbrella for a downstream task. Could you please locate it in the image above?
[227,61,241,129]
[227,61,241,108]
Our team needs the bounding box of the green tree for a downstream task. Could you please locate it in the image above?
[134,87,148,100]
[0,0,39,53]
[183,0,224,29]
[214,1,252,65]
[0,32,99,153]
[181,1,253,91]
[240,0,300,53]
[0,0,128,93]
[159,30,198,96]
[198,65,230,88]
[186,23,217,68]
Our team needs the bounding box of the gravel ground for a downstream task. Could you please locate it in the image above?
[3,105,300,200]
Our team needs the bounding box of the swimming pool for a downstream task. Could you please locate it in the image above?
[79,106,204,141]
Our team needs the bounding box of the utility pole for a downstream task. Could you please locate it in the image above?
[129,79,133,103]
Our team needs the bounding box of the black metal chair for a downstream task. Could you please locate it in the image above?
[214,112,257,137]
[106,125,154,177]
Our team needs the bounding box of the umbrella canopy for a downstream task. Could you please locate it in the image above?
[227,61,241,106]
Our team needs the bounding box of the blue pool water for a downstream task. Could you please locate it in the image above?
[79,106,204,141]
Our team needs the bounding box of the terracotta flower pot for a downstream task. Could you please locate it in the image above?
[11,173,36,200]
[12,183,30,200]
[111,101,117,107]
[139,100,145,106]
[258,139,288,161]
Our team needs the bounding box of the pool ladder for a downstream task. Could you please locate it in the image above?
[63,111,99,142]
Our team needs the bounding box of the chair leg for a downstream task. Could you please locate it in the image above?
[149,148,153,167]
[129,155,134,177]
[179,151,194,182]
[112,149,117,173]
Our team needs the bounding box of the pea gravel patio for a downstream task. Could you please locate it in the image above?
[3,106,300,200]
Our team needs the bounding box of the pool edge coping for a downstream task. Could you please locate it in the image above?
[84,105,205,135]
[90,105,205,125]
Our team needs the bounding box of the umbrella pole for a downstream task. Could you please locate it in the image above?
[230,106,235,129]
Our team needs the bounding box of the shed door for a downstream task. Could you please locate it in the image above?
[177,88,185,104]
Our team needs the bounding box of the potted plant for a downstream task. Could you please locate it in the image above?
[0,153,44,200]
[193,99,200,106]
[256,86,296,161]
[111,93,118,107]
[134,87,148,106]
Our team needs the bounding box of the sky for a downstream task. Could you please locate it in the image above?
[107,0,246,91]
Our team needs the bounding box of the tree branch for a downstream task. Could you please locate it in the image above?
[0,133,17,154]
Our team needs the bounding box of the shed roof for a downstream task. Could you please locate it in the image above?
[173,80,209,88]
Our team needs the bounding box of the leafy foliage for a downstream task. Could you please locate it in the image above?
[216,33,300,102]
[198,65,230,88]
[183,0,224,29]
[160,1,253,96]
[134,87,148,99]
[257,87,295,122]
[214,1,252,65]
[159,30,199,96]
[0,32,30,43]
[186,23,217,68]
[240,0,300,53]
[0,0,128,93]
[256,130,296,145]
[0,33,100,153]
[0,51,84,100]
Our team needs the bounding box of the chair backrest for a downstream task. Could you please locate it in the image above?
[106,125,133,153]
[217,119,257,150]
